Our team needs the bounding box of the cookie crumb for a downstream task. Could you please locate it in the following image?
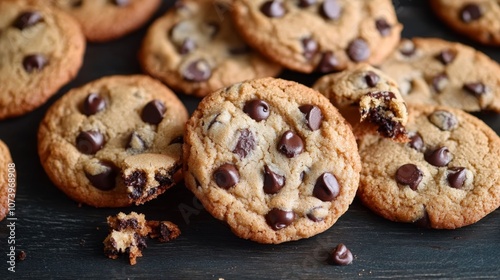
[328,243,353,266]
[17,251,26,261]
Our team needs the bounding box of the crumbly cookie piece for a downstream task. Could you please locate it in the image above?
[147,221,181,243]
[52,0,161,42]
[379,37,500,112]
[430,0,500,46]
[139,0,282,97]
[183,77,361,244]
[231,0,402,73]
[357,105,500,229]
[38,75,188,207]
[314,63,408,141]
[0,140,15,221]
[0,0,85,120]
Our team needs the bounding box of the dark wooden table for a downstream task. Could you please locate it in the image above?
[1,1,499,279]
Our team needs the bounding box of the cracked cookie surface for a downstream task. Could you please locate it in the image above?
[38,75,188,207]
[183,77,361,243]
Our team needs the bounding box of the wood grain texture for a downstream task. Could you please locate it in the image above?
[1,1,499,279]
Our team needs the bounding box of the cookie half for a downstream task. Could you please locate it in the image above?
[53,0,161,42]
[0,140,15,221]
[231,0,402,73]
[183,77,361,244]
[139,0,282,97]
[0,0,85,120]
[38,75,188,207]
[358,105,500,229]
[379,37,500,112]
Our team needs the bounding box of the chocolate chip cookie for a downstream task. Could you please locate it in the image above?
[379,37,500,112]
[313,63,408,141]
[0,0,85,120]
[0,140,15,221]
[38,75,188,208]
[183,77,361,244]
[430,0,500,46]
[358,105,500,229]
[52,0,161,42]
[139,0,282,97]
[231,0,402,73]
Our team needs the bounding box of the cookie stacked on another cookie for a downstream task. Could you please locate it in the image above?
[0,0,85,120]
[38,75,188,207]
[0,140,15,221]
[183,77,361,244]
[140,0,282,97]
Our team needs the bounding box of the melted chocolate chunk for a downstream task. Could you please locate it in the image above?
[213,164,239,189]
[460,3,482,23]
[447,167,468,189]
[298,0,317,7]
[127,132,146,152]
[76,131,104,154]
[408,132,424,152]
[347,38,370,62]
[183,59,212,82]
[260,0,286,18]
[329,243,353,266]
[23,54,47,73]
[299,105,323,131]
[306,207,324,222]
[125,171,147,200]
[233,129,255,158]
[432,73,448,92]
[179,38,196,55]
[141,100,166,125]
[375,18,391,36]
[117,218,138,230]
[365,71,380,87]
[317,51,340,73]
[425,147,452,167]
[244,99,270,121]
[313,173,339,201]
[463,82,486,96]
[436,49,456,65]
[85,161,117,191]
[263,165,285,194]
[365,106,405,139]
[277,130,304,158]
[265,208,295,230]
[302,37,318,60]
[320,0,341,20]
[14,11,43,30]
[368,91,395,100]
[395,164,423,190]
[429,110,458,131]
[399,39,416,56]
[82,93,106,116]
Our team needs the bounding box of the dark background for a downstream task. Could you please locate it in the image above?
[1,0,499,279]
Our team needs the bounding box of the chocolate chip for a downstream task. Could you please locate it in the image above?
[329,243,353,266]
[243,99,270,121]
[408,132,424,152]
[429,110,458,131]
[302,37,318,60]
[179,38,196,55]
[263,165,285,194]
[375,18,391,37]
[306,207,323,222]
[347,38,370,62]
[233,129,255,158]
[313,173,339,201]
[213,164,239,189]
[425,147,452,167]
[277,130,304,158]
[260,0,286,18]
[13,11,42,30]
[432,73,448,92]
[112,0,130,6]
[82,93,106,116]
[265,208,295,230]
[127,132,146,152]
[299,105,323,131]
[395,164,423,190]
[23,54,47,73]
[298,0,317,7]
[69,0,83,7]
[85,161,117,191]
[368,91,396,101]
[460,4,482,23]
[169,136,183,145]
[365,106,405,139]
[126,171,147,200]
[183,59,212,82]
[399,39,416,56]
[447,167,468,189]
[76,131,104,154]
[365,71,380,87]
[141,100,166,125]
[320,0,341,20]
[463,82,486,96]
[436,49,456,65]
[317,51,340,73]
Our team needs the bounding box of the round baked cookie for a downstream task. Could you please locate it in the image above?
[0,0,85,120]
[358,105,500,229]
[139,0,282,97]
[231,0,402,73]
[0,140,16,221]
[430,0,500,46]
[183,77,361,244]
[38,75,188,208]
[379,37,500,112]
[52,0,161,42]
